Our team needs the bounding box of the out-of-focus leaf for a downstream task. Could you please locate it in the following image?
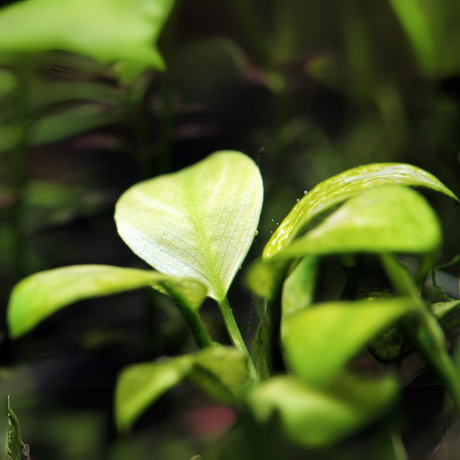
[6,396,28,460]
[251,323,271,381]
[246,373,398,447]
[8,265,207,339]
[274,186,442,260]
[0,70,16,99]
[282,256,318,319]
[245,257,289,300]
[0,105,121,153]
[115,151,263,302]
[263,163,457,259]
[0,0,176,80]
[115,346,248,432]
[282,297,416,385]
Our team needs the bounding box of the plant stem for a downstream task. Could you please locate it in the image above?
[218,297,258,381]
[10,66,31,279]
[176,304,214,349]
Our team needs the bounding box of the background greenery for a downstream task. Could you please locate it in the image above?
[1,0,460,458]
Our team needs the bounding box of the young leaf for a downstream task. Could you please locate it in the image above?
[246,373,398,447]
[7,265,207,339]
[0,0,176,80]
[6,397,28,460]
[115,151,264,302]
[274,186,442,260]
[282,297,416,385]
[115,346,248,431]
[264,163,457,259]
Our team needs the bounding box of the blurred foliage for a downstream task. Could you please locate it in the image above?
[1,0,460,458]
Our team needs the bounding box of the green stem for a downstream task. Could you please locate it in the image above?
[218,297,257,381]
[10,67,31,279]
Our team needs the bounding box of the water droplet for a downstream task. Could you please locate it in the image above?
[304,190,308,194]
[271,219,275,221]
[276,222,279,225]
[270,231,273,233]
[296,198,300,202]
[259,147,265,153]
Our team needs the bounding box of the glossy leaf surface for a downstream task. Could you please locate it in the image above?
[8,265,207,339]
[275,186,442,260]
[116,346,248,431]
[247,374,398,447]
[0,0,175,79]
[264,163,456,259]
[116,151,263,301]
[283,297,416,385]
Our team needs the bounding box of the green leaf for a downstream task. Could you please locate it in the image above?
[246,373,399,447]
[115,346,248,431]
[0,70,16,100]
[282,297,416,385]
[264,163,457,259]
[115,151,264,302]
[282,256,318,319]
[274,186,442,260]
[0,0,176,80]
[245,257,289,300]
[0,105,121,153]
[6,396,27,460]
[8,265,207,339]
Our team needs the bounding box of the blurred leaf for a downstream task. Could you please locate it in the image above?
[274,186,442,260]
[245,257,289,300]
[263,163,457,259]
[6,397,27,460]
[251,323,271,381]
[282,256,318,319]
[115,346,248,431]
[0,105,121,153]
[283,297,416,385]
[247,373,398,447]
[432,300,460,324]
[115,151,263,302]
[8,265,207,339]
[0,0,176,80]
[0,70,16,100]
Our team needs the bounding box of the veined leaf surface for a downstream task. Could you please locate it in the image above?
[115,151,263,301]
[0,0,176,80]
[282,297,416,385]
[274,186,442,260]
[247,373,398,447]
[264,163,456,259]
[8,265,207,339]
[115,346,248,431]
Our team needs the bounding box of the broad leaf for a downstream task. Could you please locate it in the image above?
[264,163,457,259]
[274,186,442,260]
[282,297,416,385]
[115,346,248,431]
[246,373,398,447]
[115,151,263,302]
[0,0,176,80]
[8,265,207,339]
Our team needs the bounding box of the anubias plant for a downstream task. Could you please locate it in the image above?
[7,151,460,454]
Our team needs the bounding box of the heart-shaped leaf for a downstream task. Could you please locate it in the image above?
[115,346,248,431]
[0,0,175,80]
[246,373,398,447]
[264,163,457,259]
[282,297,416,385]
[274,186,442,260]
[115,151,264,302]
[8,265,207,339]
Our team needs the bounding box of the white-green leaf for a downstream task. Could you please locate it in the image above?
[264,163,457,259]
[115,346,248,431]
[7,265,207,339]
[0,0,176,80]
[246,373,399,447]
[115,151,264,302]
[282,297,416,385]
[274,186,442,260]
